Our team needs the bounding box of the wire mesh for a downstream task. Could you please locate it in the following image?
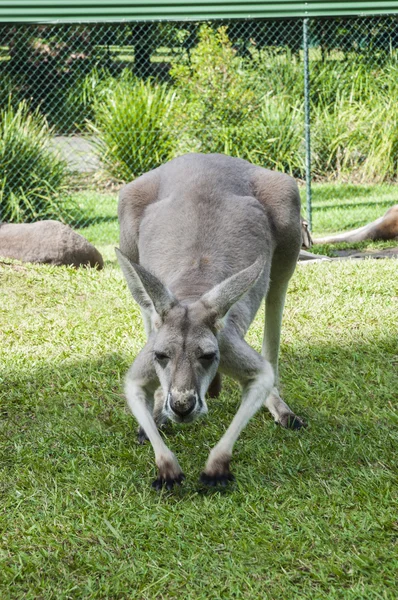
[0,16,397,242]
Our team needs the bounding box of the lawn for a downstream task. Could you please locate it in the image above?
[308,183,398,236]
[1,182,397,598]
[70,182,398,265]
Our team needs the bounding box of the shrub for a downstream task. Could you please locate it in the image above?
[250,46,304,102]
[87,71,179,182]
[361,96,398,181]
[171,26,260,155]
[170,26,305,176]
[246,96,305,175]
[0,101,70,223]
[311,96,364,180]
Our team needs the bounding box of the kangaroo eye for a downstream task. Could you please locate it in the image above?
[154,352,170,364]
[199,352,217,363]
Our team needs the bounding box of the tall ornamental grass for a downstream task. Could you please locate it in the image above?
[87,72,179,182]
[0,101,69,223]
[247,96,304,175]
[361,96,398,181]
[84,26,398,183]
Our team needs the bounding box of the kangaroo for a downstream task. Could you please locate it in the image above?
[313,205,398,245]
[116,153,305,489]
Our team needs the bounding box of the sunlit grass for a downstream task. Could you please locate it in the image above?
[300,182,398,237]
[1,256,397,599]
[71,182,398,263]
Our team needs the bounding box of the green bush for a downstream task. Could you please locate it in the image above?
[246,96,305,175]
[170,25,305,176]
[0,101,70,223]
[250,46,304,102]
[87,71,179,182]
[170,26,259,155]
[311,96,363,179]
[309,57,398,181]
[361,96,398,181]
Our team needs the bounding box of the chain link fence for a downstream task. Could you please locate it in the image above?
[1,16,398,245]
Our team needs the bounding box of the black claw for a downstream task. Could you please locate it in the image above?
[290,416,307,430]
[200,471,235,487]
[137,426,149,445]
[152,478,163,491]
[152,473,185,491]
[280,413,307,430]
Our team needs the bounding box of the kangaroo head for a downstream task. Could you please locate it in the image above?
[116,249,263,423]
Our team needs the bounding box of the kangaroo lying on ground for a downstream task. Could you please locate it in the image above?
[313,204,398,244]
[116,153,305,489]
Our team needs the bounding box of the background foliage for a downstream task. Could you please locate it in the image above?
[1,17,398,224]
[0,101,69,223]
[87,71,179,182]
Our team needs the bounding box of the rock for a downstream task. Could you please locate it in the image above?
[0,220,103,269]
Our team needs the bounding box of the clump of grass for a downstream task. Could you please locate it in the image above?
[311,96,364,179]
[361,96,398,181]
[87,71,179,182]
[0,100,70,223]
[247,96,304,175]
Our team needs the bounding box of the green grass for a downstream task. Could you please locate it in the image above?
[307,183,398,234]
[69,191,119,263]
[0,255,397,599]
[71,182,398,262]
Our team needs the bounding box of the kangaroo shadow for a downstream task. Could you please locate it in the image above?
[3,334,397,494]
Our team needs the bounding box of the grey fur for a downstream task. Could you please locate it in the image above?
[116,153,305,488]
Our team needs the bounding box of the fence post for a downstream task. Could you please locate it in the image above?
[303,17,312,231]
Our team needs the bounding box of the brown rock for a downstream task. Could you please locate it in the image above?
[0,220,103,269]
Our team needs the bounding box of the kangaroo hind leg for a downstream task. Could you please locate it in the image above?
[262,263,306,429]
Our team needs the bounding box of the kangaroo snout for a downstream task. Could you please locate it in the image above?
[168,389,197,419]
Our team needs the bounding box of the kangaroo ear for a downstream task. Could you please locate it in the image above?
[115,248,177,319]
[198,257,265,326]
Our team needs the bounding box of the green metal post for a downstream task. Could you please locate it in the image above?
[303,17,312,231]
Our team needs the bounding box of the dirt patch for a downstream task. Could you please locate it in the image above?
[51,136,102,173]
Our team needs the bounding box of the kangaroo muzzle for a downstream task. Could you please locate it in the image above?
[168,389,197,419]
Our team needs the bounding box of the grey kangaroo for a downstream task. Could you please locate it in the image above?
[116,153,305,489]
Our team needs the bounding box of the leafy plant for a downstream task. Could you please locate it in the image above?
[87,71,179,182]
[171,25,260,156]
[311,96,363,179]
[361,95,398,181]
[247,96,305,175]
[170,26,305,176]
[0,101,70,222]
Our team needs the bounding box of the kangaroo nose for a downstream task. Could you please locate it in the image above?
[169,394,196,417]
